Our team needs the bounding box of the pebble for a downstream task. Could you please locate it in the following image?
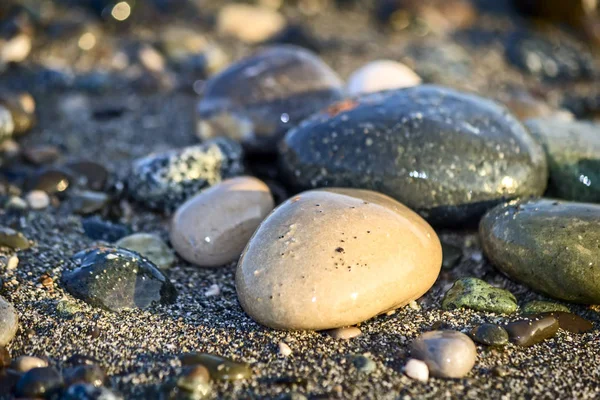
[543,312,593,333]
[0,296,18,346]
[279,85,547,226]
[404,358,429,382]
[15,367,64,398]
[27,168,72,194]
[441,242,462,269]
[175,365,212,399]
[65,160,109,192]
[5,196,27,211]
[480,199,600,303]
[442,277,518,314]
[12,356,48,372]
[278,342,292,357]
[26,190,50,209]
[180,353,251,381]
[1,92,35,136]
[236,188,442,330]
[127,138,244,212]
[0,105,13,142]
[217,4,286,43]
[170,176,274,267]
[526,119,600,202]
[62,383,124,400]
[63,364,106,387]
[410,330,476,378]
[346,60,421,95]
[23,145,61,165]
[70,190,111,215]
[325,326,362,340]
[504,315,559,347]
[469,324,509,346]
[506,31,595,82]
[61,246,177,311]
[352,354,376,374]
[116,233,175,269]
[197,46,343,153]
[7,255,18,270]
[522,300,570,314]
[0,226,30,250]
[0,346,11,368]
[82,216,131,242]
[204,284,220,297]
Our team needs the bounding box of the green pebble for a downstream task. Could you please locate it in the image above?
[522,300,570,314]
[442,277,518,314]
[469,323,509,346]
[0,226,31,250]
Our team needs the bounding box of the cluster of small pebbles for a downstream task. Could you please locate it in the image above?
[1,0,600,399]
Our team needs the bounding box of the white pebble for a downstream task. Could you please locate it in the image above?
[404,358,429,382]
[7,256,18,270]
[217,4,285,43]
[347,60,421,96]
[278,341,292,357]
[204,284,221,297]
[26,190,50,210]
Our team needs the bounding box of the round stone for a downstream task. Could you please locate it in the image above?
[61,246,177,311]
[469,324,509,346]
[116,233,175,269]
[25,190,50,209]
[236,188,442,330]
[0,296,18,346]
[279,85,547,226]
[480,199,600,303]
[346,60,421,95]
[15,367,64,398]
[404,358,429,382]
[127,138,244,212]
[171,177,274,267]
[197,46,343,153]
[410,330,477,378]
[12,356,48,372]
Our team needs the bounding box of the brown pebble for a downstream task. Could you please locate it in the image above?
[542,312,593,334]
[504,315,559,347]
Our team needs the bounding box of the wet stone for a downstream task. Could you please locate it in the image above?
[236,188,442,330]
[505,31,595,82]
[470,323,509,346]
[504,315,559,347]
[116,233,175,269]
[61,247,177,311]
[410,330,477,378]
[15,367,64,398]
[0,226,30,250]
[480,199,600,303]
[542,312,593,333]
[526,119,600,202]
[63,364,106,387]
[0,295,18,346]
[179,353,251,381]
[12,356,48,373]
[62,383,124,400]
[197,46,343,153]
[82,216,131,242]
[442,277,518,314]
[325,326,362,340]
[441,242,462,269]
[522,300,570,314]
[175,365,212,399]
[127,138,244,212]
[70,190,111,215]
[27,168,72,194]
[279,85,547,226]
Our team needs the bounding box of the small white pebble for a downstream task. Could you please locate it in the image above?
[5,196,27,210]
[326,326,362,340]
[404,358,429,382]
[204,284,221,297]
[408,300,420,310]
[26,190,50,210]
[278,341,292,357]
[7,256,19,270]
[470,251,483,262]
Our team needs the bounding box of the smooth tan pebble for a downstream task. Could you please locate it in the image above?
[12,356,48,372]
[325,326,362,340]
[347,60,421,95]
[410,330,476,378]
[236,188,442,330]
[171,177,274,267]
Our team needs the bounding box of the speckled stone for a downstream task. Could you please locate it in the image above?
[0,296,18,346]
[442,277,518,314]
[236,188,442,330]
[522,300,570,314]
[171,177,274,267]
[61,247,177,311]
[180,353,251,381]
[469,323,509,346]
[116,233,175,269]
[15,367,64,398]
[197,46,343,153]
[0,226,30,250]
[127,138,244,212]
[12,356,48,372]
[279,85,548,226]
[480,199,600,303]
[410,330,476,378]
[346,60,421,95]
[504,315,559,347]
[526,119,600,202]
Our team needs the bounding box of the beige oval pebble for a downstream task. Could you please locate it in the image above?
[326,326,362,340]
[404,358,429,382]
[217,4,285,43]
[236,188,442,330]
[346,60,422,95]
[12,356,48,372]
[171,177,274,267]
[410,330,476,378]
